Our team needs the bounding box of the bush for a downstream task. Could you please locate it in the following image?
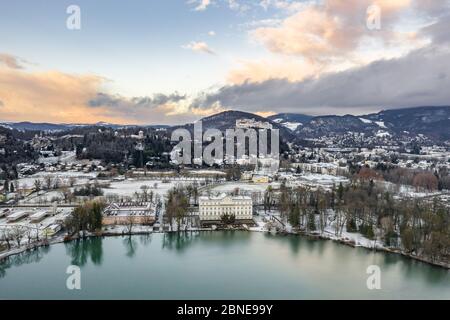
[360,223,375,240]
[73,184,104,197]
[346,218,358,232]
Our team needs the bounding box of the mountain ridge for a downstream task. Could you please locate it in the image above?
[2,106,449,142]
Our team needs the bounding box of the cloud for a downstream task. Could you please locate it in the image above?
[0,53,27,69]
[226,0,449,100]
[421,14,450,45]
[0,51,224,125]
[239,18,281,29]
[0,68,111,123]
[193,46,450,115]
[190,0,211,11]
[182,41,216,55]
[259,0,310,13]
[0,61,203,125]
[252,0,415,63]
[0,67,110,123]
[87,92,228,124]
[227,0,250,12]
[208,30,216,36]
[89,92,186,109]
[227,57,320,84]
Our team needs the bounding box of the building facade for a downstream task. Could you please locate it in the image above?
[199,194,253,221]
[102,202,155,225]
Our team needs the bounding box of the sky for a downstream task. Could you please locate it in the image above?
[0,0,449,125]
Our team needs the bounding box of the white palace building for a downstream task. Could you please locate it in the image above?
[198,193,253,221]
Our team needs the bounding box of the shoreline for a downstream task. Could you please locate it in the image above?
[286,231,450,270]
[1,228,449,270]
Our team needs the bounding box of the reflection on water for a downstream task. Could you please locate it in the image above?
[65,237,103,267]
[160,230,254,254]
[264,233,327,256]
[0,245,51,278]
[139,233,152,246]
[161,231,201,252]
[123,236,138,258]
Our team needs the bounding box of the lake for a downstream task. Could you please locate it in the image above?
[1,231,449,299]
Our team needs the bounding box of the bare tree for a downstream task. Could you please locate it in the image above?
[61,187,72,203]
[125,216,134,235]
[69,176,77,187]
[0,228,12,250]
[140,185,149,202]
[11,226,25,248]
[44,176,53,190]
[33,179,42,192]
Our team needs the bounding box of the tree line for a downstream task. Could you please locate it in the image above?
[275,180,449,264]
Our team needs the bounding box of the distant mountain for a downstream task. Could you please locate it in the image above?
[0,121,72,132]
[295,106,450,141]
[268,113,313,131]
[364,106,450,140]
[2,106,449,142]
[297,114,380,136]
[0,121,169,132]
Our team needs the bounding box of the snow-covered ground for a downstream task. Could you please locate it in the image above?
[37,150,76,165]
[252,210,382,249]
[20,191,65,204]
[184,170,226,175]
[376,130,391,138]
[103,179,195,198]
[209,182,279,194]
[288,173,349,190]
[282,122,302,131]
[359,118,372,124]
[375,121,387,128]
[16,171,98,190]
[0,207,73,243]
[380,181,444,199]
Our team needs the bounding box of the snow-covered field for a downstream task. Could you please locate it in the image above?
[381,181,445,199]
[103,179,195,198]
[16,171,98,190]
[20,191,65,204]
[37,151,76,165]
[209,182,278,194]
[184,170,226,175]
[287,173,349,189]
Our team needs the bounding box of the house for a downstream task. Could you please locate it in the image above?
[199,194,253,221]
[102,202,155,225]
[235,119,272,130]
[30,210,51,223]
[252,175,269,183]
[43,223,61,237]
[6,210,30,222]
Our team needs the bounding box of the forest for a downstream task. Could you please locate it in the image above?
[270,180,449,264]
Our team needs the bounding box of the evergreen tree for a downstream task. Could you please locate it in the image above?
[337,182,344,202]
[346,218,358,232]
[307,212,316,231]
